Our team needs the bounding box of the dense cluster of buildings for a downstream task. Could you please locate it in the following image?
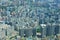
[0,0,60,40]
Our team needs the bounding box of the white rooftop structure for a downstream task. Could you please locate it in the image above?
[40,24,46,28]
